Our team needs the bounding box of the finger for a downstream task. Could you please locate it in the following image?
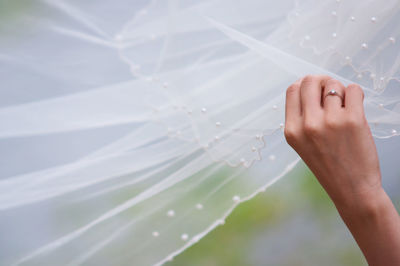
[345,83,365,115]
[300,75,330,119]
[323,79,346,113]
[285,78,302,126]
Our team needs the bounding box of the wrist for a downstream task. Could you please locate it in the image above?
[333,186,391,223]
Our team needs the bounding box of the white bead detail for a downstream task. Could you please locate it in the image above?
[217,219,225,225]
[345,56,351,63]
[392,129,397,135]
[163,82,168,88]
[371,17,377,23]
[379,103,384,108]
[152,231,159,237]
[370,73,376,79]
[201,107,207,113]
[380,77,385,82]
[331,11,337,16]
[279,123,284,129]
[350,16,356,21]
[357,73,363,79]
[167,210,175,217]
[240,158,246,164]
[304,35,311,41]
[181,234,189,241]
[332,32,337,38]
[272,105,278,110]
[252,146,257,152]
[215,122,221,127]
[233,195,240,203]
[214,135,220,141]
[361,43,368,49]
[269,155,276,161]
[389,37,396,43]
[255,134,262,140]
[196,203,203,210]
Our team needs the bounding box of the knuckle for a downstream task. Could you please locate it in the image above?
[303,121,322,137]
[344,115,365,129]
[325,117,342,130]
[284,126,299,145]
[347,83,364,98]
[302,75,316,84]
[326,78,343,88]
[286,84,299,96]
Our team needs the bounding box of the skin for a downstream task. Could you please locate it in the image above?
[284,75,400,266]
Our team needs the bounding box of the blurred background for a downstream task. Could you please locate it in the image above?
[166,136,400,266]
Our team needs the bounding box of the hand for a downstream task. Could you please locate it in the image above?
[283,75,381,209]
[284,75,400,266]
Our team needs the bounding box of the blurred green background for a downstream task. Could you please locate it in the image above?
[167,162,368,266]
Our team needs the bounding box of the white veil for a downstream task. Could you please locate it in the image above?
[1,0,400,265]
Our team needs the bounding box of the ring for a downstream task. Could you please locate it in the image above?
[324,89,344,102]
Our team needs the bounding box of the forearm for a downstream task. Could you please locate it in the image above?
[334,187,400,266]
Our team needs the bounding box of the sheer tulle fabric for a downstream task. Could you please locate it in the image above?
[0,0,399,265]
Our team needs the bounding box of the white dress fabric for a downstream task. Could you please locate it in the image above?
[0,0,399,265]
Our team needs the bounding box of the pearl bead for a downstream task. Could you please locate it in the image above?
[357,73,363,79]
[331,11,337,16]
[392,129,397,135]
[201,107,207,113]
[371,17,377,23]
[279,123,284,129]
[269,155,276,161]
[379,103,384,108]
[240,158,245,164]
[345,56,351,63]
[196,203,203,210]
[350,16,356,21]
[361,43,368,49]
[215,122,221,127]
[332,32,337,38]
[272,105,278,110]
[217,219,225,225]
[304,35,311,41]
[233,195,240,202]
[370,73,376,79]
[167,210,175,217]
[389,37,396,43]
[380,77,385,82]
[152,231,159,237]
[252,146,257,152]
[214,135,220,141]
[181,234,189,241]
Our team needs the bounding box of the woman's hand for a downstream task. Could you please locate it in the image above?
[284,75,381,208]
[284,75,400,266]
